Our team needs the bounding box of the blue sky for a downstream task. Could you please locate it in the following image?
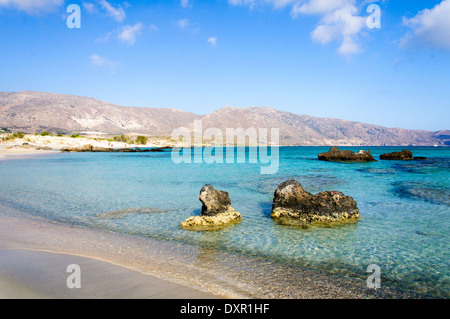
[0,0,449,131]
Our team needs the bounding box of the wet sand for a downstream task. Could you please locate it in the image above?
[0,148,57,161]
[0,249,217,299]
[0,209,222,299]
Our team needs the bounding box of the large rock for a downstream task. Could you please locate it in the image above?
[318,146,376,163]
[380,150,413,161]
[181,185,242,231]
[271,180,360,226]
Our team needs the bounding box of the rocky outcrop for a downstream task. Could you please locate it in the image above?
[61,144,94,152]
[61,146,171,153]
[380,150,413,160]
[318,146,376,163]
[181,185,242,231]
[271,180,360,226]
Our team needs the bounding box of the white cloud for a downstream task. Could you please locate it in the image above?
[0,0,64,14]
[89,53,119,73]
[228,0,369,56]
[98,0,126,22]
[291,0,352,15]
[177,18,191,29]
[208,37,217,46]
[83,2,97,14]
[181,0,191,8]
[309,3,366,55]
[118,23,143,45]
[401,0,450,51]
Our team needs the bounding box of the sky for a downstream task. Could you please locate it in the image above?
[0,0,449,131]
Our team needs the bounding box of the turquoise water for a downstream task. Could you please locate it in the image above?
[0,147,449,297]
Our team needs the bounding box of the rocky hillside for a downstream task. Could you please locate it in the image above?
[0,91,448,146]
[0,91,201,136]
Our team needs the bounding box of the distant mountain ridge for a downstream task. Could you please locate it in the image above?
[0,91,448,146]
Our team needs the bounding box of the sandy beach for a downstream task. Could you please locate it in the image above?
[0,208,221,299]
[0,249,218,299]
[0,133,174,160]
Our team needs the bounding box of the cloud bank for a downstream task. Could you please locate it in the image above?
[401,0,450,51]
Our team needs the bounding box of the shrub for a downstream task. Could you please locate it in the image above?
[14,132,24,139]
[135,136,148,145]
[40,131,50,136]
[113,135,131,143]
[71,134,81,138]
[3,132,24,140]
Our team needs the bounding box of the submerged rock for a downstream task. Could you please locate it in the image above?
[271,180,360,226]
[98,207,164,219]
[181,185,242,231]
[380,150,413,161]
[318,146,376,163]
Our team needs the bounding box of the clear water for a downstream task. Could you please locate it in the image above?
[0,147,449,297]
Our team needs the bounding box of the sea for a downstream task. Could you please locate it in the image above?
[0,146,448,298]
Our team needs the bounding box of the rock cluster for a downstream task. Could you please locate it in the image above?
[380,150,413,161]
[318,146,376,163]
[271,180,360,226]
[181,185,242,231]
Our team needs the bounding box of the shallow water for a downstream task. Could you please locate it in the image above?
[0,146,448,297]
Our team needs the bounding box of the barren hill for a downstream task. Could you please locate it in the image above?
[0,91,448,146]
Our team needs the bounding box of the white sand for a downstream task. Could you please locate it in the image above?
[0,133,175,161]
[0,249,217,299]
[0,210,221,299]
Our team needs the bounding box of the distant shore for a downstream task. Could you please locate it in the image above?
[0,133,177,160]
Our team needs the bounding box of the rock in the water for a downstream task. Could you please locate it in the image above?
[181,209,242,230]
[181,185,242,231]
[92,146,114,152]
[61,144,94,152]
[380,150,413,161]
[199,184,233,216]
[318,146,376,163]
[271,180,360,226]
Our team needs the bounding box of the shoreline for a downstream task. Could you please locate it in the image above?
[0,249,219,299]
[0,207,224,299]
[0,204,419,299]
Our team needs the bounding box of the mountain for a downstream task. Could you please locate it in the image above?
[0,91,201,136]
[0,91,448,146]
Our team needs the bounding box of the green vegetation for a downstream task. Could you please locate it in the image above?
[57,133,64,137]
[111,135,149,145]
[1,132,24,140]
[70,134,81,138]
[40,131,50,136]
[1,128,11,133]
[135,136,148,145]
[113,135,132,143]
